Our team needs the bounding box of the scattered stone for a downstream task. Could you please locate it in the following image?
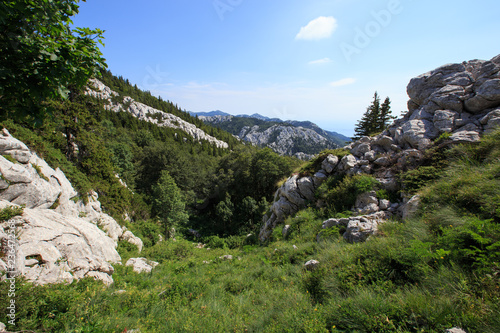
[282,225,291,238]
[379,199,391,210]
[355,191,379,215]
[219,255,233,260]
[125,258,159,274]
[321,154,339,173]
[304,259,320,271]
[445,328,467,333]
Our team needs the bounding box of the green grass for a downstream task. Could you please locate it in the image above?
[1,132,500,332]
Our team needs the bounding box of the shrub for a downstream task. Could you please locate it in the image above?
[0,205,24,222]
[316,174,380,217]
[299,148,350,176]
[204,235,227,249]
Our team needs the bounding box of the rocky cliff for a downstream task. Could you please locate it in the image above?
[86,79,229,149]
[199,114,341,159]
[259,54,500,241]
[0,129,142,285]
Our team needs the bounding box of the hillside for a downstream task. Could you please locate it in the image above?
[0,53,499,332]
[194,112,348,158]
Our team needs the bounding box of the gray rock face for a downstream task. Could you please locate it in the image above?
[355,191,379,215]
[321,211,390,243]
[125,258,159,274]
[87,79,228,149]
[0,130,145,285]
[0,200,119,285]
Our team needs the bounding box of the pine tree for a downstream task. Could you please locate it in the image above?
[379,97,395,131]
[352,92,393,140]
[152,170,189,237]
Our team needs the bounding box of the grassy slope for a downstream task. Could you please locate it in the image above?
[2,131,499,332]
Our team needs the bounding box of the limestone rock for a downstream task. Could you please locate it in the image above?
[433,110,458,133]
[0,200,120,285]
[343,211,389,243]
[450,131,481,143]
[399,119,438,150]
[0,128,31,163]
[338,155,358,171]
[219,255,233,261]
[445,328,467,333]
[379,199,391,210]
[321,154,339,173]
[282,225,291,238]
[304,259,320,271]
[126,258,159,273]
[355,191,379,215]
[480,108,500,133]
[351,143,371,157]
[465,78,500,113]
[121,230,144,252]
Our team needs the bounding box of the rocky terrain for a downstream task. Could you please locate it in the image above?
[0,129,144,285]
[198,113,344,159]
[259,54,500,241]
[86,79,229,149]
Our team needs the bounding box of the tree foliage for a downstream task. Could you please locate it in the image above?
[152,170,189,237]
[353,92,394,140]
[0,0,106,122]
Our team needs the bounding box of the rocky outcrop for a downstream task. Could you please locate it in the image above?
[199,114,339,158]
[0,129,143,285]
[0,200,119,285]
[86,79,228,149]
[320,211,391,243]
[125,257,159,274]
[240,124,335,157]
[259,54,500,242]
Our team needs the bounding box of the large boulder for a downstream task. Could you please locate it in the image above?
[125,258,159,274]
[0,201,119,285]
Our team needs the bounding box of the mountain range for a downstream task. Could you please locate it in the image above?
[189,111,350,158]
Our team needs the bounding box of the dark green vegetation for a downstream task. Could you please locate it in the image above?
[0,0,106,123]
[353,92,395,140]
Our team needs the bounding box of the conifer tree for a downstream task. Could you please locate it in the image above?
[352,92,393,140]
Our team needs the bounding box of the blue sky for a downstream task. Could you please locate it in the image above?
[73,0,500,136]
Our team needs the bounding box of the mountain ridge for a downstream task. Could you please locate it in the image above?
[191,111,349,158]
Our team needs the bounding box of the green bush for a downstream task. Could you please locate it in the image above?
[299,148,350,176]
[316,174,380,217]
[0,205,24,222]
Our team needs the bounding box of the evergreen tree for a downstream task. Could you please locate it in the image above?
[152,170,189,237]
[352,92,393,140]
[379,97,395,130]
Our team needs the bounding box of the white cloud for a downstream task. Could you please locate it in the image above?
[295,16,338,40]
[308,57,332,65]
[330,78,356,87]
